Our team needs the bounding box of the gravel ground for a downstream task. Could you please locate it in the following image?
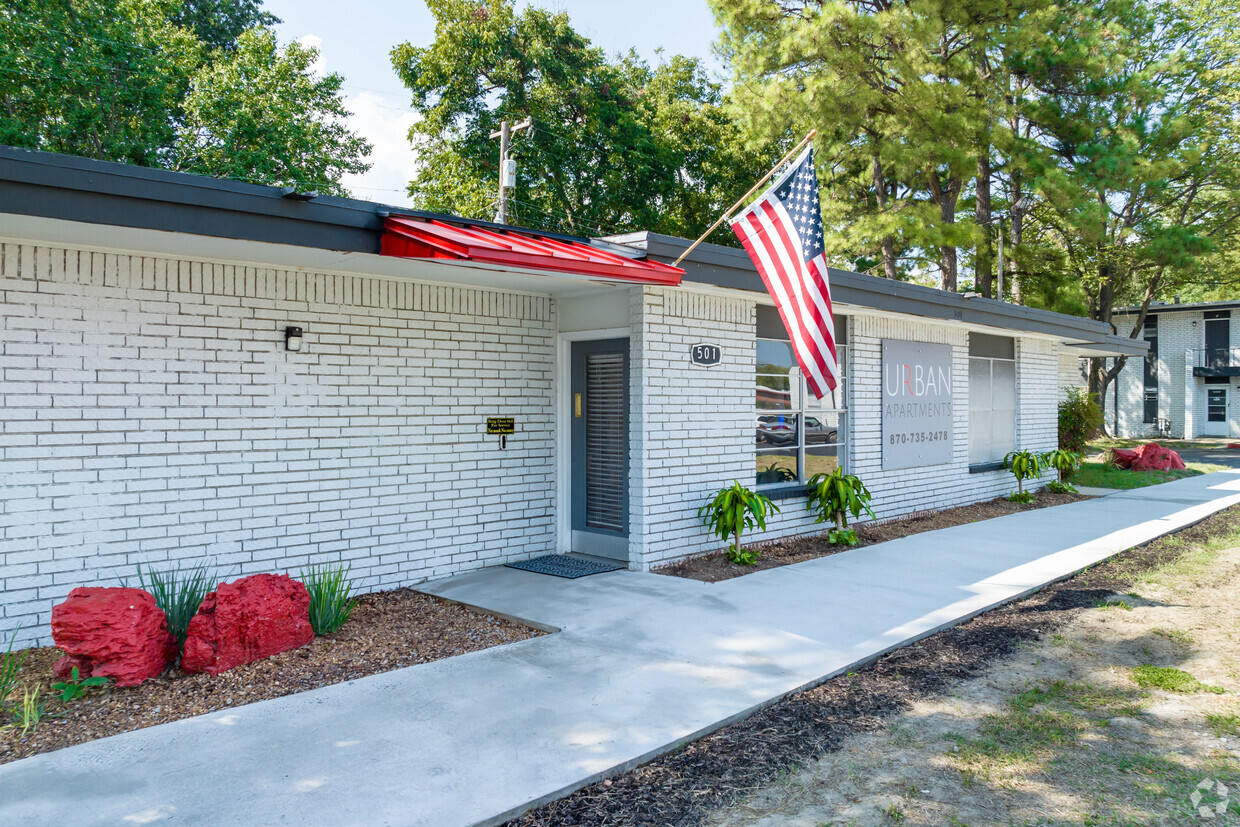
[508,506,1240,827]
[0,588,543,765]
[658,490,1090,583]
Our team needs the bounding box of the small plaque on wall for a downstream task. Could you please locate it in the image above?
[486,417,515,435]
[691,343,722,367]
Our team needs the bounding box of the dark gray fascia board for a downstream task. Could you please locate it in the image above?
[1115,300,1240,316]
[626,231,1141,349]
[0,145,644,259]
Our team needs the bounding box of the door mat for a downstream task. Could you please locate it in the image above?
[505,554,625,579]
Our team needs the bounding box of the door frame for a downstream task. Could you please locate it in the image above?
[555,328,631,555]
[1205,383,1230,437]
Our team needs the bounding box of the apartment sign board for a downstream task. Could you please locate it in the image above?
[881,339,954,469]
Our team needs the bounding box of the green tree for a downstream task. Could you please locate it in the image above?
[175,28,371,195]
[0,0,370,195]
[0,0,202,165]
[392,0,774,239]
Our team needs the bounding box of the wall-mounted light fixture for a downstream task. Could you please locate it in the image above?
[284,326,304,352]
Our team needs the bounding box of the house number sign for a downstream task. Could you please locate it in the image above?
[691,343,722,367]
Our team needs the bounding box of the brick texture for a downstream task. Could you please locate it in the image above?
[0,243,555,645]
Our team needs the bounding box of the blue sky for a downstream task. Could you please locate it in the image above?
[263,1,725,204]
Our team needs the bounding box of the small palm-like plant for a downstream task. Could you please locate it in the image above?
[1003,449,1044,502]
[698,481,780,565]
[806,467,876,546]
[1042,448,1081,493]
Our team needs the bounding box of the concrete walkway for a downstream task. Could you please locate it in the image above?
[5,473,1240,827]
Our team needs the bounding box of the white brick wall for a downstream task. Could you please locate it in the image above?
[629,290,1063,568]
[0,243,556,645]
[1111,309,1240,438]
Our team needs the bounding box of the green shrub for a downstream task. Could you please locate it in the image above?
[1003,450,1044,498]
[698,481,780,565]
[1058,387,1102,453]
[1046,480,1077,494]
[134,563,216,648]
[805,467,876,546]
[300,563,359,636]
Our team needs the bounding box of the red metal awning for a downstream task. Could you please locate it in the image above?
[381,216,682,285]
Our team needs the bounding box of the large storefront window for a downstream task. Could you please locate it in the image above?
[755,307,848,486]
[968,333,1016,465]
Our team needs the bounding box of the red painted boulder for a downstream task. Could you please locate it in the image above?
[1111,447,1140,469]
[1131,442,1187,472]
[50,587,177,687]
[181,574,314,676]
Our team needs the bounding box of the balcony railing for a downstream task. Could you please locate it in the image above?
[1192,347,1240,376]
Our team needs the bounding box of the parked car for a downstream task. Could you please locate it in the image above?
[756,415,837,446]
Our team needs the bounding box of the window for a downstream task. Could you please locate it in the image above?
[755,307,848,486]
[968,334,1016,465]
[1143,315,1158,423]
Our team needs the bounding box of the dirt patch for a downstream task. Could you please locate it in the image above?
[0,588,542,765]
[509,506,1240,827]
[658,490,1090,583]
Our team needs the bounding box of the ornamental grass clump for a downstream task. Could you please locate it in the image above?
[301,563,359,635]
[806,467,876,546]
[0,628,25,710]
[698,481,780,565]
[134,562,216,648]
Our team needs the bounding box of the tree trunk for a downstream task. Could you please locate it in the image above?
[975,152,993,298]
[927,173,961,292]
[871,149,898,279]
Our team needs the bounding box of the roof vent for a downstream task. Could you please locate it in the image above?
[280,187,319,201]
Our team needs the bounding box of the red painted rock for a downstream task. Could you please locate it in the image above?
[1111,447,1140,469]
[181,574,314,676]
[1131,442,1186,472]
[50,587,177,687]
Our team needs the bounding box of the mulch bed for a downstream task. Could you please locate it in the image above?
[508,505,1240,827]
[658,490,1090,583]
[0,588,542,765]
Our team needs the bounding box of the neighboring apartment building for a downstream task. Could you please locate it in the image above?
[1111,299,1240,438]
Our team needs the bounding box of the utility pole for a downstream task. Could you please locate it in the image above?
[489,117,531,224]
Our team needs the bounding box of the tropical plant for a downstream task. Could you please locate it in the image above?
[698,481,780,565]
[805,467,876,546]
[755,460,797,486]
[51,666,110,703]
[1058,388,1103,453]
[133,562,216,648]
[300,563,359,636]
[0,629,25,710]
[1046,480,1076,495]
[1004,449,1045,500]
[1042,448,1082,490]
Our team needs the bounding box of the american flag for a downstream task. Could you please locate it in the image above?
[730,146,838,399]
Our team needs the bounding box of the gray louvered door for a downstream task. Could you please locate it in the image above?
[571,338,629,560]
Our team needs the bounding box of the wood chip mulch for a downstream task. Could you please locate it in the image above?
[657,490,1091,582]
[509,505,1240,827]
[0,588,543,765]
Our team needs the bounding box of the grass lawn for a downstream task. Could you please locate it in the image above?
[1088,436,1232,451]
[1073,460,1208,489]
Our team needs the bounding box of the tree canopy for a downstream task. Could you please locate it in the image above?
[391,0,778,241]
[0,0,370,193]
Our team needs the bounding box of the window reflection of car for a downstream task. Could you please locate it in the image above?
[804,416,838,445]
[756,414,797,445]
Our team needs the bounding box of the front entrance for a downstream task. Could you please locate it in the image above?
[1205,384,1230,436]
[570,338,630,560]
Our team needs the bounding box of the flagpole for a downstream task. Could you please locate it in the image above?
[672,129,818,267]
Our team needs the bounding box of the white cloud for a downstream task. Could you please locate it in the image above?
[296,34,327,77]
[341,92,420,207]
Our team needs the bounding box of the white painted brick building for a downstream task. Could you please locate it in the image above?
[0,148,1144,644]
[1110,301,1240,438]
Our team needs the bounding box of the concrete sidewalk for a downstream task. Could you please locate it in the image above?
[4,473,1240,826]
